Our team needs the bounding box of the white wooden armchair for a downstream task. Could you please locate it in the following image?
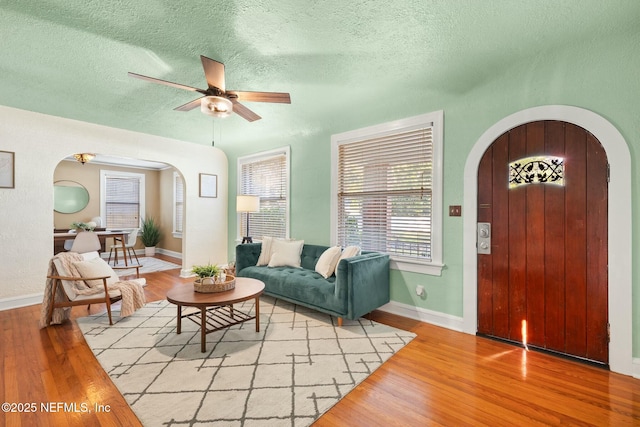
[43,232,145,326]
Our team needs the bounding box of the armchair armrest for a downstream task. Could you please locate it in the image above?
[112,264,141,278]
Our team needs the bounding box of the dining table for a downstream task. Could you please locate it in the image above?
[53,230,131,264]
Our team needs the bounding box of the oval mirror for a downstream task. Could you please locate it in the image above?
[54,180,90,213]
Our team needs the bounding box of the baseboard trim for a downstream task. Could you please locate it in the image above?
[179,268,195,278]
[0,293,43,311]
[155,248,182,259]
[377,301,464,332]
[100,248,183,261]
[633,358,640,379]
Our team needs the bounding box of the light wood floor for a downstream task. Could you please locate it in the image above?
[2,254,639,426]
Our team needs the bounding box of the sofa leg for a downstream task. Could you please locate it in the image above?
[337,317,343,327]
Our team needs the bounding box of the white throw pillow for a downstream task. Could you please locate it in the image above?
[256,236,274,266]
[268,239,304,268]
[73,257,119,288]
[315,246,342,278]
[334,246,362,276]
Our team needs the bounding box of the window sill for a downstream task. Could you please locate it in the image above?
[172,232,182,239]
[390,257,444,276]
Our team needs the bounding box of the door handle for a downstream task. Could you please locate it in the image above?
[477,222,491,255]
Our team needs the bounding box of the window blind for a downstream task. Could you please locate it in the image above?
[337,127,433,260]
[174,174,184,233]
[105,176,140,229]
[240,153,287,238]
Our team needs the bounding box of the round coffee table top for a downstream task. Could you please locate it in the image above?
[166,277,265,307]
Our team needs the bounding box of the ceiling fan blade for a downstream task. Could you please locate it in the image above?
[174,97,205,112]
[200,55,225,91]
[230,99,261,122]
[229,90,291,104]
[128,72,202,92]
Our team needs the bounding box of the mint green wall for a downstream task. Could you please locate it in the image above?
[225,31,639,353]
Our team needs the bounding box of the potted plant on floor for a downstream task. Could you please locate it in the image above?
[140,217,161,256]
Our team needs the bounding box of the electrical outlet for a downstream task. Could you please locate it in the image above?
[449,205,462,216]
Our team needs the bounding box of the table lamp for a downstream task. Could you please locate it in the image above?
[237,195,260,243]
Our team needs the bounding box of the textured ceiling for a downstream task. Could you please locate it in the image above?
[1,1,639,150]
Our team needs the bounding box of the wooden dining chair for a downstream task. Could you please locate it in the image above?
[107,228,140,266]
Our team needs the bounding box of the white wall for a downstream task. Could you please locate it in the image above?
[0,106,228,307]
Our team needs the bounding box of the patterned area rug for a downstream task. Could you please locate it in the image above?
[77,296,415,426]
[110,257,181,276]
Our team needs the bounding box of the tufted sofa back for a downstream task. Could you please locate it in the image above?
[299,244,330,270]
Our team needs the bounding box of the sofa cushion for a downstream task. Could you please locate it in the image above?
[240,265,345,314]
[268,239,304,268]
[334,245,361,275]
[315,246,341,278]
[256,236,274,266]
[73,257,119,288]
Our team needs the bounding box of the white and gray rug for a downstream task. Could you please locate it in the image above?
[77,296,415,426]
[110,257,181,276]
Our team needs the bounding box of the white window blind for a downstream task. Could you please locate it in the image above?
[100,171,145,230]
[337,127,434,261]
[239,149,289,239]
[174,173,184,233]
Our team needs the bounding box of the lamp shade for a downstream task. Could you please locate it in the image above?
[237,195,260,213]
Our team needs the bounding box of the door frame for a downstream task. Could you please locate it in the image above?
[462,105,632,376]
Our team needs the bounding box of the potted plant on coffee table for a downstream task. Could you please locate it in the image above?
[191,263,235,293]
[140,216,161,256]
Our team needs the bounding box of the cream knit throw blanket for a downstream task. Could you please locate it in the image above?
[40,252,146,328]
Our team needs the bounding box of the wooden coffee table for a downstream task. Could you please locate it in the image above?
[166,277,265,352]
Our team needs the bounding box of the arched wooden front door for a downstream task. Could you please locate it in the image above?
[477,120,609,365]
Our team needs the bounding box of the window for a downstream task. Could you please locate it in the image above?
[331,111,444,275]
[100,170,146,229]
[173,172,184,235]
[238,147,290,240]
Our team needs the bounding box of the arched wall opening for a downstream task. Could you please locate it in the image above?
[0,105,227,308]
[52,154,185,261]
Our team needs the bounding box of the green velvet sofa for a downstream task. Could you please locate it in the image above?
[235,243,390,325]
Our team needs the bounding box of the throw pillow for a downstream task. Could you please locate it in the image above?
[334,245,362,276]
[315,246,342,278]
[73,257,119,288]
[256,236,274,266]
[268,239,304,268]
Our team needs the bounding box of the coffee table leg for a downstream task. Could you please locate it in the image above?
[176,305,182,334]
[255,297,260,332]
[201,307,207,353]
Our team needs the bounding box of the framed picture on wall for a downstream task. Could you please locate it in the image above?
[0,151,15,188]
[199,173,217,198]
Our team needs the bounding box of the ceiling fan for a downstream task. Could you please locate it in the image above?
[128,55,291,122]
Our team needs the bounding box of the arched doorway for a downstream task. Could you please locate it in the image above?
[476,120,608,364]
[462,106,632,376]
[52,154,185,263]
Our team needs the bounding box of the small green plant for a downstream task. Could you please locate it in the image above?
[71,221,94,231]
[140,217,162,247]
[191,263,220,278]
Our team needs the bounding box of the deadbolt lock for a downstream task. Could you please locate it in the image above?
[477,222,491,255]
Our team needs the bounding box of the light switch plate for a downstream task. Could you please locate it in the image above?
[449,205,462,216]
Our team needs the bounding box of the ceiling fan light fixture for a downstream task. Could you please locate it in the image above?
[200,96,233,118]
[73,153,95,164]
